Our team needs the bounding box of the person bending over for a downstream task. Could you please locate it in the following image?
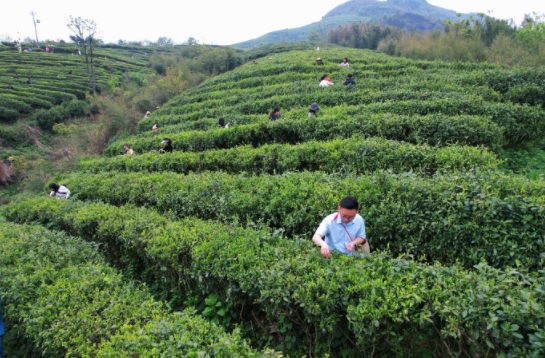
[160,138,173,153]
[49,183,71,199]
[312,195,370,258]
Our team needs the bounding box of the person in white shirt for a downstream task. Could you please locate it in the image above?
[49,183,70,199]
[319,74,334,87]
[339,57,350,67]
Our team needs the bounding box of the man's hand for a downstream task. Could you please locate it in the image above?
[346,241,355,252]
[321,243,331,259]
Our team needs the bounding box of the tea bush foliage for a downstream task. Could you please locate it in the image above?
[2,199,544,357]
[0,222,277,357]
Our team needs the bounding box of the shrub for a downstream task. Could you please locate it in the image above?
[108,113,504,156]
[32,108,66,131]
[3,199,544,358]
[49,169,545,271]
[79,137,499,176]
[0,106,19,123]
[0,222,277,357]
[62,99,89,118]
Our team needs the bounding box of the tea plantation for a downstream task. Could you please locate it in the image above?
[2,47,545,357]
[0,45,150,122]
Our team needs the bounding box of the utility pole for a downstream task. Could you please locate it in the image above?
[30,11,39,43]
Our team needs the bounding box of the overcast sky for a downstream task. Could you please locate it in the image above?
[0,0,542,45]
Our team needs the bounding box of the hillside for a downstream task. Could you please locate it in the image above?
[233,0,469,48]
[2,46,544,356]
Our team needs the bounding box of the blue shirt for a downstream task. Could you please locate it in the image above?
[0,297,4,336]
[316,213,366,256]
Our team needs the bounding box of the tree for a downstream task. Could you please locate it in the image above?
[156,37,175,46]
[308,30,323,42]
[67,16,99,94]
[0,34,12,42]
[158,66,187,96]
[516,12,545,52]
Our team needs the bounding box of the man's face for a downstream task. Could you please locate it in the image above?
[338,205,357,224]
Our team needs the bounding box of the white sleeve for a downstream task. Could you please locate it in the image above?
[50,190,55,196]
[65,188,70,199]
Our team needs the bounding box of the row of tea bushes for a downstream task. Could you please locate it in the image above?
[0,222,277,357]
[80,137,499,176]
[51,169,545,271]
[137,98,542,147]
[117,113,504,156]
[3,198,543,358]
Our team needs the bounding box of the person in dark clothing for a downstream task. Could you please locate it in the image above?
[343,74,356,86]
[160,138,173,153]
[7,84,13,90]
[308,103,320,118]
[268,108,280,121]
[68,70,73,75]
[13,74,19,80]
[26,78,31,84]
[316,58,324,65]
[218,117,231,128]
[0,297,4,358]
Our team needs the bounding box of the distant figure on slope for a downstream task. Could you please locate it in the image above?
[7,84,13,90]
[13,74,19,80]
[49,183,71,199]
[308,103,320,118]
[160,138,173,153]
[268,108,280,121]
[26,78,31,84]
[45,47,49,53]
[0,297,4,358]
[78,49,81,56]
[253,60,258,65]
[152,124,159,131]
[218,117,231,128]
[123,144,135,156]
[68,70,73,75]
[338,57,349,67]
[343,74,356,86]
[312,195,369,259]
[316,58,324,66]
[144,111,151,119]
[319,74,334,87]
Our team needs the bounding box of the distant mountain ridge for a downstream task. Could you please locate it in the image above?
[233,0,470,48]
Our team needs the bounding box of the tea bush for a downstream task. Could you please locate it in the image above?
[111,113,504,156]
[80,137,499,175]
[0,222,277,357]
[49,169,545,270]
[3,199,544,358]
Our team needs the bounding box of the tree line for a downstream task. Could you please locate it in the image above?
[325,13,545,67]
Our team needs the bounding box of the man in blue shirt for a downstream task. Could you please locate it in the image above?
[312,196,369,258]
[0,297,4,357]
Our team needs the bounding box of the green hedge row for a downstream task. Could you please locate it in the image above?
[165,78,500,112]
[52,169,545,271]
[122,113,504,157]
[0,106,19,122]
[0,96,32,114]
[147,89,478,124]
[138,97,543,147]
[81,137,499,176]
[0,92,53,109]
[0,222,276,357]
[3,199,544,357]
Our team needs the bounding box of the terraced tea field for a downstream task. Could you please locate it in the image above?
[2,47,544,357]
